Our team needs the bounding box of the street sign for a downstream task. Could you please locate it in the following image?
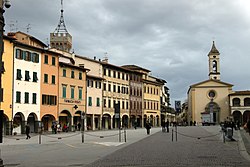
[175,101,181,113]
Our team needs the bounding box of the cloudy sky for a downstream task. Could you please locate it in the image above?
[4,0,250,105]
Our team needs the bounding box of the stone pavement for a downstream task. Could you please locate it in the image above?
[86,126,250,167]
[0,126,250,167]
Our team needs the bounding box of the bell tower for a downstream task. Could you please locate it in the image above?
[208,41,220,80]
[50,0,72,52]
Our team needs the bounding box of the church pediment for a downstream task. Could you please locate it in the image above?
[190,79,233,88]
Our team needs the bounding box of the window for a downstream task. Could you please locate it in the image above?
[118,86,120,93]
[32,93,37,104]
[113,84,116,92]
[15,49,22,59]
[26,51,31,61]
[118,72,120,79]
[122,73,124,80]
[22,51,27,61]
[25,71,30,81]
[78,88,82,100]
[108,99,111,108]
[122,101,125,109]
[44,55,48,64]
[16,69,22,80]
[95,81,98,88]
[71,71,75,79]
[108,70,111,77]
[244,98,250,106]
[52,75,56,84]
[103,68,106,76]
[52,57,56,66]
[103,83,106,91]
[99,82,101,89]
[233,98,240,106]
[44,74,48,83]
[91,80,94,87]
[25,92,29,103]
[108,84,111,91]
[97,97,100,107]
[79,72,82,80]
[88,97,92,106]
[33,72,38,82]
[113,71,116,78]
[42,94,57,105]
[103,99,106,107]
[16,91,21,103]
[62,85,67,98]
[71,87,75,99]
[32,53,39,63]
[87,79,90,87]
[63,69,66,77]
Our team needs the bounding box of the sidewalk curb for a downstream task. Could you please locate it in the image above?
[237,130,250,161]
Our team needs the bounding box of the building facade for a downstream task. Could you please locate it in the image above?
[40,50,60,131]
[187,42,233,125]
[229,91,250,125]
[58,58,88,131]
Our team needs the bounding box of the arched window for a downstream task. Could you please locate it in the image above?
[244,98,250,106]
[212,60,217,72]
[232,98,240,106]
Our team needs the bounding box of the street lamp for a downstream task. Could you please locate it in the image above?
[1,1,11,166]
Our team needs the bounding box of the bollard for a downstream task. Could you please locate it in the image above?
[223,130,225,143]
[175,125,177,142]
[119,128,121,142]
[82,131,84,143]
[124,128,126,142]
[39,132,41,144]
[0,150,3,167]
[172,129,173,142]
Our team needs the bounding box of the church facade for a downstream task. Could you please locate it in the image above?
[187,42,234,125]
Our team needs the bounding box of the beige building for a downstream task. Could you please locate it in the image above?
[229,91,250,125]
[102,61,130,129]
[187,42,233,125]
[143,75,164,127]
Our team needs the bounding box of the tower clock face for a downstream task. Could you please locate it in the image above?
[208,90,216,98]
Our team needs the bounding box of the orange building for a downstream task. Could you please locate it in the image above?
[40,50,60,131]
[58,58,88,131]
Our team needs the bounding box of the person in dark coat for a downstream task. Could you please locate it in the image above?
[166,119,170,133]
[77,122,81,131]
[25,124,31,139]
[145,121,151,135]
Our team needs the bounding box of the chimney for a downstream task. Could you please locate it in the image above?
[94,56,96,60]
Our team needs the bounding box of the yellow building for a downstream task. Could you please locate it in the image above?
[2,36,15,135]
[143,75,165,127]
[187,42,233,125]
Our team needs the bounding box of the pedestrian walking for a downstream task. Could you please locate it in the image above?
[77,122,81,131]
[145,121,151,135]
[161,121,166,132]
[25,124,31,139]
[134,121,137,130]
[166,119,170,133]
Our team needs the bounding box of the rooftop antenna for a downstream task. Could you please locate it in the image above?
[54,0,68,33]
[26,24,31,33]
